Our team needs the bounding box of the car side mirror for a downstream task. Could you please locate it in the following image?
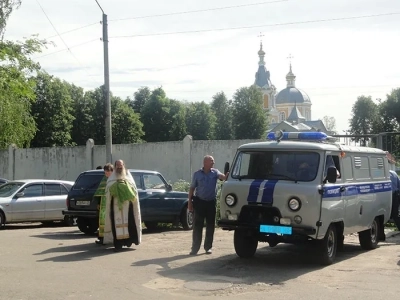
[166,184,172,192]
[326,167,337,183]
[15,192,24,198]
[224,162,230,175]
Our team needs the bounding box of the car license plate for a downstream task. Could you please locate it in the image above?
[260,225,292,235]
[76,200,90,206]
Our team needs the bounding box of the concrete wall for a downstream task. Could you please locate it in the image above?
[0,136,262,183]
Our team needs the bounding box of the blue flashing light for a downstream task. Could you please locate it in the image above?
[267,131,328,141]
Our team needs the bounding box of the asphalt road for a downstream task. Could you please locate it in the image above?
[1,223,400,300]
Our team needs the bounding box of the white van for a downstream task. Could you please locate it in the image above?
[218,131,392,265]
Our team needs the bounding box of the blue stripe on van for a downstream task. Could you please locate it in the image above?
[247,180,263,202]
[260,180,279,204]
[323,181,392,198]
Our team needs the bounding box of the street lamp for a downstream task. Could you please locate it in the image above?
[95,0,112,163]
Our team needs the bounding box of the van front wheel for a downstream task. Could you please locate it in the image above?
[234,229,258,258]
[358,218,379,250]
[318,224,337,265]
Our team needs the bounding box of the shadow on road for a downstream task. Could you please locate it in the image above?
[4,222,72,230]
[33,242,134,262]
[30,230,95,240]
[131,242,366,286]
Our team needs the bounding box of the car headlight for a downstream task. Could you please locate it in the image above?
[288,198,301,212]
[225,194,237,207]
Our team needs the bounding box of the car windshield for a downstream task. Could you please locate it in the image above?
[231,150,320,182]
[0,182,24,197]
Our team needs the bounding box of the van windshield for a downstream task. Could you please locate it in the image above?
[231,151,320,182]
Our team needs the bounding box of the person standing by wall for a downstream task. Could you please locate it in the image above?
[188,155,228,255]
[389,170,400,230]
[95,163,114,245]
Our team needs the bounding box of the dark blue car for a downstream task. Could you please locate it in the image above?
[63,169,193,234]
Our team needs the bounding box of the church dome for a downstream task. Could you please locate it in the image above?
[275,87,311,104]
[276,64,311,105]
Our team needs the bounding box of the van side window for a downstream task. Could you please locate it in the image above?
[354,156,371,180]
[370,157,385,179]
[324,155,341,179]
[342,156,353,181]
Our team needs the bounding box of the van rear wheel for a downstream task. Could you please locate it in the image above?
[358,218,379,250]
[234,229,258,258]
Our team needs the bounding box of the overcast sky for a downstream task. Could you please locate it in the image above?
[5,0,400,134]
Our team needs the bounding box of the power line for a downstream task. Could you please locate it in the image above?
[45,22,98,40]
[34,39,99,59]
[35,0,96,77]
[109,0,289,22]
[110,12,400,38]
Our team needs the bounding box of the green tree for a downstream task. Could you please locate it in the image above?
[126,86,151,115]
[30,72,75,147]
[0,38,46,149]
[168,99,187,141]
[0,0,21,40]
[232,86,267,139]
[349,95,378,146]
[68,83,94,145]
[186,101,216,140]
[83,86,107,144]
[141,87,171,142]
[383,88,400,125]
[112,96,144,144]
[211,92,233,140]
[373,94,400,155]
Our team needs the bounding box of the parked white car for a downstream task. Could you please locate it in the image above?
[0,179,74,227]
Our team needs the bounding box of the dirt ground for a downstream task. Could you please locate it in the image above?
[1,224,400,300]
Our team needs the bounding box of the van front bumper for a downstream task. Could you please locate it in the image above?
[218,219,316,236]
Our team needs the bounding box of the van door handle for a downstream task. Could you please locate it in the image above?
[340,186,346,192]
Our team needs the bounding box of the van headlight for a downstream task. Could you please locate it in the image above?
[225,194,237,207]
[288,198,301,212]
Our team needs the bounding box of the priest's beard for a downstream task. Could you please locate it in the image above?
[115,167,127,180]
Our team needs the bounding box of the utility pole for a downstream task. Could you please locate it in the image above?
[95,0,112,163]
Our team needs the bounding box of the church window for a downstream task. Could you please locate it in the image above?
[263,95,269,109]
[279,112,286,122]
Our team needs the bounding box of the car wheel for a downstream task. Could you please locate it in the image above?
[63,216,75,227]
[359,218,379,250]
[180,205,193,230]
[234,229,258,258]
[0,211,5,229]
[144,222,158,230]
[77,217,98,235]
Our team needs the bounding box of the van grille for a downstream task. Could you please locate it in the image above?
[239,205,282,225]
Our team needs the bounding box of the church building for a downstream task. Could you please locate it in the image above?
[254,42,328,133]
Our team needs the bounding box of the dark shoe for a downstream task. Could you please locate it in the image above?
[189,251,198,256]
[205,248,213,254]
[95,238,103,245]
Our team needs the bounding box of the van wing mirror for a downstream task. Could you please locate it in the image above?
[224,162,230,175]
[326,167,337,183]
